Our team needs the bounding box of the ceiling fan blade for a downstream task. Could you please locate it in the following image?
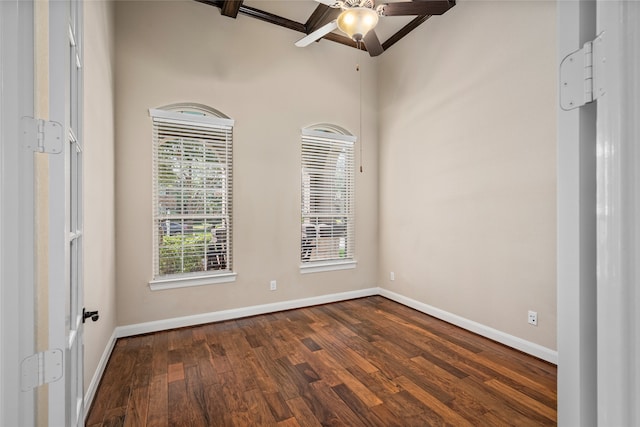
[295,20,338,47]
[305,4,341,33]
[380,0,455,17]
[364,30,384,57]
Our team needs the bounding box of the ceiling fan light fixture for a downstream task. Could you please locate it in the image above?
[336,7,379,42]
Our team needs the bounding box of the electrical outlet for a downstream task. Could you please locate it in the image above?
[528,310,538,326]
[390,272,395,281]
[270,280,277,291]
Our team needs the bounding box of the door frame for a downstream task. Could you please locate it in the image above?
[0,0,37,425]
[556,1,598,425]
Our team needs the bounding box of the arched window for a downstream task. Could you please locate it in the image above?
[300,124,356,271]
[149,104,236,289]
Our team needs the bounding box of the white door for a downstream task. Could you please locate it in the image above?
[48,0,85,425]
[595,1,640,425]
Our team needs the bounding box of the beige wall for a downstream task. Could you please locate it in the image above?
[378,0,557,349]
[35,2,50,423]
[115,0,379,325]
[83,0,117,391]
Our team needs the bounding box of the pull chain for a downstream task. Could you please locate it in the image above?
[357,63,363,173]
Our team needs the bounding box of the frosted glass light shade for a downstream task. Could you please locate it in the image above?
[336,7,379,42]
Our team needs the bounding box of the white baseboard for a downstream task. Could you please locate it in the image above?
[83,328,118,420]
[378,288,558,364]
[115,287,379,338]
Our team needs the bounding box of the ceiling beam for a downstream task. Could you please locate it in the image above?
[221,0,243,18]
[238,4,306,33]
[381,0,453,17]
[382,15,431,51]
[195,0,304,32]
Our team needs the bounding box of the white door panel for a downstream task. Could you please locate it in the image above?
[49,0,84,425]
[596,1,640,425]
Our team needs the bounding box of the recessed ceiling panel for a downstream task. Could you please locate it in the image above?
[199,0,455,56]
[243,0,319,24]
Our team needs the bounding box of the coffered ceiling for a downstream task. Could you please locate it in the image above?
[194,0,456,56]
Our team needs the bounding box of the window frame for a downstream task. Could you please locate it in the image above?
[300,126,357,273]
[148,106,236,290]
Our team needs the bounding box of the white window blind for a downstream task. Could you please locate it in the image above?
[151,109,233,280]
[301,129,355,264]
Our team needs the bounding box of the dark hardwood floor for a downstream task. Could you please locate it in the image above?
[86,296,557,426]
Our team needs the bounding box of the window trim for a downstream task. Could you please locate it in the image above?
[299,124,356,273]
[302,128,357,143]
[299,260,357,274]
[148,106,235,289]
[149,272,237,291]
[149,108,235,129]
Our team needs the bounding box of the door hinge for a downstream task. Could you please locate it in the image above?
[22,117,63,154]
[20,349,64,392]
[560,33,606,111]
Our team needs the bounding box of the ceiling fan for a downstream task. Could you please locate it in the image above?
[295,0,455,56]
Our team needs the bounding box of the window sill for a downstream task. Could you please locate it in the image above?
[149,272,237,291]
[299,260,357,274]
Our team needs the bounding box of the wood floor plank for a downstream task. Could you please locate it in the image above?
[167,362,184,383]
[219,369,251,414]
[409,355,489,420]
[292,346,344,388]
[191,341,219,387]
[285,396,323,427]
[262,391,293,422]
[414,330,557,408]
[331,382,387,426]
[461,376,552,426]
[383,389,442,424]
[484,378,557,423]
[87,296,557,426]
[310,325,380,374]
[131,340,153,390]
[395,375,474,427]
[306,380,368,426]
[123,384,149,427]
[369,403,406,427]
[202,383,234,426]
[276,417,302,427]
[244,388,279,425]
[253,348,302,400]
[304,347,383,407]
[347,365,402,397]
[243,350,280,394]
[101,406,126,427]
[167,379,195,426]
[479,347,557,392]
[145,374,167,426]
[184,364,214,426]
[151,332,169,378]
